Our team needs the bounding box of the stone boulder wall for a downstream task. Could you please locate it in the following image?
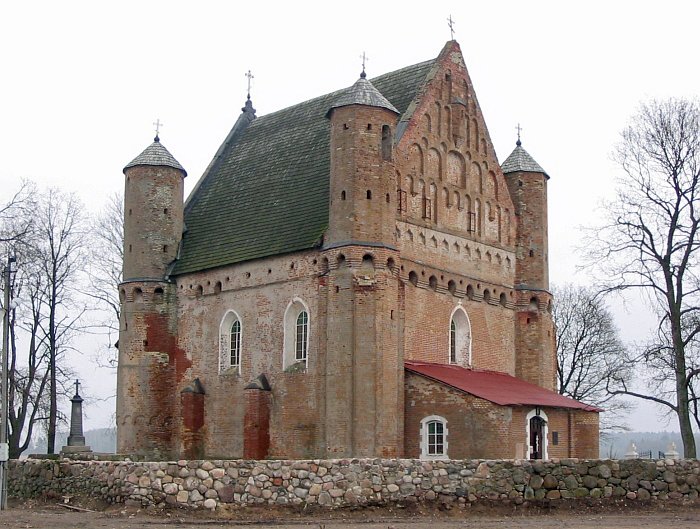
[8,458,700,510]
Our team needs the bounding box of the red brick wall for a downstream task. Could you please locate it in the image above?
[243,389,271,459]
[122,164,184,281]
[405,372,514,459]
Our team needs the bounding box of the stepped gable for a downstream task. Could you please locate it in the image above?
[172,59,435,275]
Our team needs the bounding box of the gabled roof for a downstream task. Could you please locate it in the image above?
[405,360,601,412]
[327,75,399,116]
[124,136,187,176]
[501,140,547,177]
[171,58,435,276]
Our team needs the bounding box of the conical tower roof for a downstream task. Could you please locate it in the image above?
[123,136,187,176]
[501,140,547,178]
[327,73,399,117]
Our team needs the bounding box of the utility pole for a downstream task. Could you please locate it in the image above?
[0,253,15,510]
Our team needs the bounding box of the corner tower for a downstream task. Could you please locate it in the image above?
[323,71,403,457]
[503,139,556,391]
[116,135,187,459]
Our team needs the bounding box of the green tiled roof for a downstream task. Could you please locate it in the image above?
[171,59,435,276]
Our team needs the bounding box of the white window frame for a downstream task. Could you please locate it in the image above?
[449,305,472,366]
[525,408,549,460]
[283,297,310,370]
[219,310,243,374]
[420,415,448,460]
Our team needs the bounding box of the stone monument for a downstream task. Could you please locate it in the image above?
[61,379,92,456]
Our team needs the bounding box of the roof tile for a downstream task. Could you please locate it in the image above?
[172,59,435,275]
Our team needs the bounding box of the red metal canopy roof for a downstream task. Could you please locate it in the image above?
[405,361,601,412]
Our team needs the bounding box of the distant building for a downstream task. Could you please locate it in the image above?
[116,40,599,461]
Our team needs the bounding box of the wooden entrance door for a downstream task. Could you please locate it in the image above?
[529,415,545,459]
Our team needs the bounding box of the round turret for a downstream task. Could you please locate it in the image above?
[122,136,186,281]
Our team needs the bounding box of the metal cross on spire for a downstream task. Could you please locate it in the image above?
[360,52,368,78]
[74,379,81,396]
[516,123,523,146]
[245,70,254,100]
[447,15,456,40]
[153,119,163,141]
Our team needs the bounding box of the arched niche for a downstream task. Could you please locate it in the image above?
[447,151,466,188]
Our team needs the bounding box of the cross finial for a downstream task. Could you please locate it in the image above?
[447,15,456,40]
[360,52,368,79]
[516,123,523,146]
[153,119,163,142]
[74,379,80,397]
[245,70,254,100]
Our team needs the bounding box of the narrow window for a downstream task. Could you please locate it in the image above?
[341,190,346,200]
[366,190,372,199]
[449,307,472,365]
[295,311,308,362]
[422,197,432,219]
[397,189,407,212]
[219,310,242,374]
[230,319,241,368]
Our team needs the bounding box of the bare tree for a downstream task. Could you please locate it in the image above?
[552,283,632,432]
[83,192,123,366]
[6,246,51,458]
[587,98,700,457]
[32,188,87,454]
[0,179,35,246]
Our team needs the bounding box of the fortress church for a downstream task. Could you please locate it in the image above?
[116,40,600,461]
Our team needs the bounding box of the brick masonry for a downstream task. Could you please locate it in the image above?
[115,40,599,461]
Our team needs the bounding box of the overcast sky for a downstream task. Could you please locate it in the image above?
[2,0,699,434]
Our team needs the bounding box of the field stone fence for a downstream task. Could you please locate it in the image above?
[8,457,700,510]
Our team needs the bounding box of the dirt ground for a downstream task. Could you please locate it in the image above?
[1,498,699,529]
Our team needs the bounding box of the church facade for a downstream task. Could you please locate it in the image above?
[116,40,599,461]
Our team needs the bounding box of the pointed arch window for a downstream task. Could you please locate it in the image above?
[295,311,308,362]
[449,306,472,366]
[219,310,243,374]
[230,319,241,368]
[284,298,310,370]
